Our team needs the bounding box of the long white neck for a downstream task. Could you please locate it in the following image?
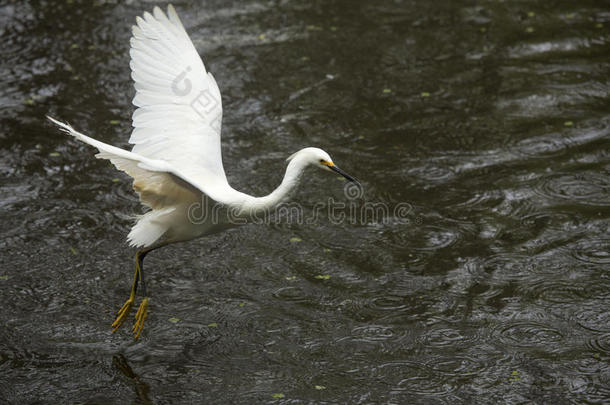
[242,157,308,214]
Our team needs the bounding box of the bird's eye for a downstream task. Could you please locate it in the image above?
[319,159,325,163]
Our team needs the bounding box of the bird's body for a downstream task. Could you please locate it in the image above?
[48,5,358,338]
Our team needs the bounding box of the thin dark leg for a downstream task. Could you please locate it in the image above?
[131,242,168,339]
[112,242,168,336]
[136,244,164,298]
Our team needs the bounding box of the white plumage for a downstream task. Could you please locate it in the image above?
[47,5,358,338]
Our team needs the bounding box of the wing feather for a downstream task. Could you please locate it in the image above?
[129,5,225,183]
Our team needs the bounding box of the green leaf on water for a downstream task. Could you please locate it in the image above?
[112,178,120,183]
[323,248,331,253]
[525,27,534,33]
[271,393,284,399]
[71,43,79,49]
[315,385,326,390]
[70,247,78,255]
[207,322,218,327]
[290,237,302,243]
[239,302,245,307]
[383,88,392,94]
[285,275,297,281]
[315,274,331,280]
[420,91,430,97]
[109,120,120,125]
[49,152,61,157]
[0,275,8,281]
[24,98,35,105]
[564,121,573,126]
[168,317,180,323]
[527,11,535,17]
[509,370,521,382]
[258,34,266,40]
[330,26,338,31]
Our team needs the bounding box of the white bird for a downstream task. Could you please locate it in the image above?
[47,5,358,338]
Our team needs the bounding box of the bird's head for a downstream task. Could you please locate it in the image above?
[287,147,360,184]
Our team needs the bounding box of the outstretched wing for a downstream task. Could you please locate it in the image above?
[129,5,226,183]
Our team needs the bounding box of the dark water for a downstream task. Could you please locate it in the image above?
[2,0,609,403]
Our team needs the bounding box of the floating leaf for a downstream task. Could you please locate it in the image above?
[24,98,35,106]
[0,275,8,281]
[509,370,521,381]
[563,121,573,127]
[71,43,79,49]
[306,25,322,31]
[109,120,120,125]
[595,23,603,29]
[315,274,331,280]
[323,248,331,253]
[420,92,430,97]
[168,317,180,323]
[285,276,297,281]
[258,34,266,40]
[271,393,285,399]
[239,302,245,307]
[330,26,338,31]
[112,178,120,183]
[70,247,78,255]
[382,88,392,94]
[207,322,218,327]
[527,11,535,17]
[525,27,534,33]
[315,385,326,390]
[479,27,487,33]
[290,237,302,243]
[49,152,60,157]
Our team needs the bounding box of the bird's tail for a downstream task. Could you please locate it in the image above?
[47,115,178,248]
[128,207,175,247]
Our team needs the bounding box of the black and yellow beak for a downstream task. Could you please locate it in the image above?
[322,161,360,185]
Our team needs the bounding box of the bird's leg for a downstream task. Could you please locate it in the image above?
[111,250,145,333]
[112,243,167,338]
[132,248,152,339]
[112,242,168,339]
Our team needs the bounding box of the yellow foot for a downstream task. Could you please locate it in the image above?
[112,297,135,332]
[132,297,149,339]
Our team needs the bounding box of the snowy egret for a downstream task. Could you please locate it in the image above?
[48,5,359,339]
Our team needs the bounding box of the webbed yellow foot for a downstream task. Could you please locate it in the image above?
[112,297,135,332]
[132,297,149,339]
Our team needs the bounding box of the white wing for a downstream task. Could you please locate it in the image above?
[129,5,226,184]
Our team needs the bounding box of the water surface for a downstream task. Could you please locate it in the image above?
[1,0,609,403]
